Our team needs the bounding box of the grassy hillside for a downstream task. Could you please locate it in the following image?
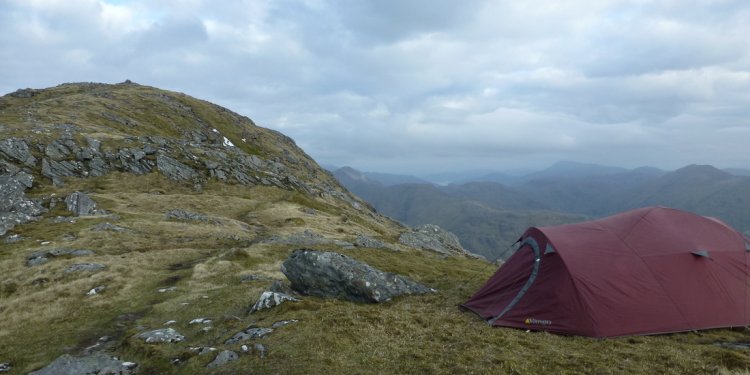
[1,83,749,374]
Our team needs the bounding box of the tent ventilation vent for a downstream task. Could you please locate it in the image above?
[745,242,750,252]
[692,250,710,258]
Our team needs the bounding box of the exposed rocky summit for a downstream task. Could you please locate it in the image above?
[0,81,366,222]
[281,249,434,303]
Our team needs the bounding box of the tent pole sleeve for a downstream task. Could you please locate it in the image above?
[488,237,542,325]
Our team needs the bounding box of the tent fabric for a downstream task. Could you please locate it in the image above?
[462,206,750,337]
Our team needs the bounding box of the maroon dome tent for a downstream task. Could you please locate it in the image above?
[462,206,750,337]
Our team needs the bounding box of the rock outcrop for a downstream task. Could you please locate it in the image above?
[0,171,46,236]
[353,234,395,250]
[399,224,469,256]
[281,249,434,303]
[28,353,136,375]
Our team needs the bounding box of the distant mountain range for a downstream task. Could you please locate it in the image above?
[333,162,750,259]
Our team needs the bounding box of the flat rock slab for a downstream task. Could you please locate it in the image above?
[281,249,434,303]
[27,248,94,266]
[28,353,136,375]
[164,209,217,224]
[264,229,354,249]
[137,328,185,343]
[225,326,273,344]
[65,263,106,274]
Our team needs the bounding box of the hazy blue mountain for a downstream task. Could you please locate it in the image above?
[521,161,629,182]
[363,171,431,186]
[725,168,750,177]
[334,166,586,259]
[618,165,750,232]
[335,163,750,259]
[421,169,499,185]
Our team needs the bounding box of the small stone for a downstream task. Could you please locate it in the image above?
[250,291,300,313]
[241,274,262,282]
[164,320,177,325]
[254,343,267,359]
[0,363,10,373]
[137,328,185,343]
[3,234,23,244]
[91,222,131,232]
[225,326,274,344]
[271,319,299,329]
[241,345,249,352]
[189,318,212,325]
[121,362,137,370]
[190,347,217,355]
[86,285,105,296]
[157,286,177,293]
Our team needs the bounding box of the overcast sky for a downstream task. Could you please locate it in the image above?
[1,0,749,174]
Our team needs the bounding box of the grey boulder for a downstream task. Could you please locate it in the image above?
[28,353,136,375]
[65,192,98,216]
[281,249,434,303]
[207,350,238,368]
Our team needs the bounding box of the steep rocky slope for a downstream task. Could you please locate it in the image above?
[1,82,748,374]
